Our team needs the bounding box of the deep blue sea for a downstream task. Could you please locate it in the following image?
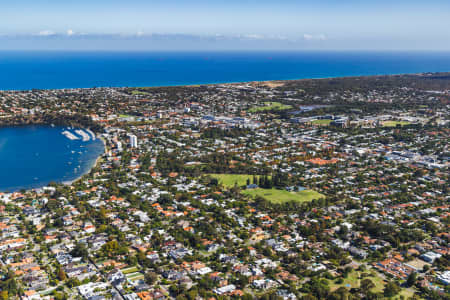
[0,51,450,90]
[0,126,104,192]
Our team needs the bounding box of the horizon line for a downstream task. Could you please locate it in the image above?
[1,49,450,52]
[1,71,447,93]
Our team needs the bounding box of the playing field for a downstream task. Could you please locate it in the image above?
[131,90,150,95]
[208,174,264,187]
[311,119,333,125]
[382,121,411,127]
[126,273,145,281]
[122,266,140,274]
[249,101,292,112]
[328,270,385,293]
[242,188,324,203]
[328,269,418,299]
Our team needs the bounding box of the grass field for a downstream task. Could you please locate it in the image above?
[208,174,265,187]
[131,90,150,95]
[382,121,411,127]
[398,288,417,299]
[126,273,145,281]
[122,266,139,274]
[311,119,333,125]
[328,270,420,299]
[249,101,292,112]
[328,270,385,293]
[208,174,324,204]
[242,188,324,204]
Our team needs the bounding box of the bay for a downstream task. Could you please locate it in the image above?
[0,125,104,192]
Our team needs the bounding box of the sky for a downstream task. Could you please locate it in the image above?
[1,0,450,50]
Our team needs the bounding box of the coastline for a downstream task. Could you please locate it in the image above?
[0,126,105,192]
[0,71,445,92]
[63,135,106,186]
[1,50,450,91]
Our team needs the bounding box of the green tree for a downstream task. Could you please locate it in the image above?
[406,272,417,287]
[145,271,158,285]
[57,267,67,281]
[361,278,375,291]
[70,243,88,259]
[383,281,401,298]
[66,278,81,288]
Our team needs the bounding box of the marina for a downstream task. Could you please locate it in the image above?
[0,125,104,191]
[62,128,96,142]
[62,130,79,140]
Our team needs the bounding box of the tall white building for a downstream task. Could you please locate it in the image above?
[116,141,123,151]
[129,134,138,148]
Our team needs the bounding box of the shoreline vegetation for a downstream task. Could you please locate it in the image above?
[0,112,103,132]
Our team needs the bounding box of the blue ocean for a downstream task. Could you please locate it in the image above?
[0,51,449,90]
[0,126,104,192]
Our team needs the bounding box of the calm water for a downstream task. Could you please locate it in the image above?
[0,126,104,191]
[0,51,449,90]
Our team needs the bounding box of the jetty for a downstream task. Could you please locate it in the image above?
[86,129,96,140]
[75,129,91,142]
[62,130,79,140]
